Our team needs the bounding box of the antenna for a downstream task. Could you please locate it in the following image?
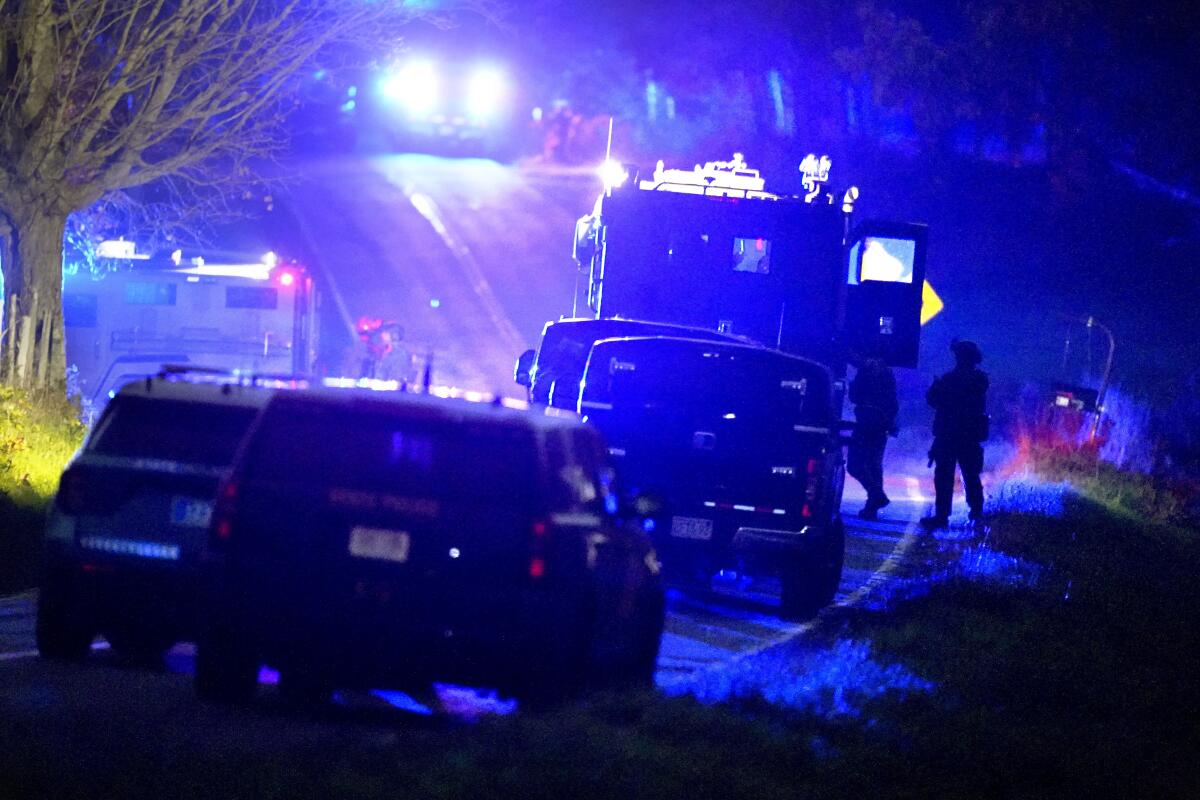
[605,116,614,163]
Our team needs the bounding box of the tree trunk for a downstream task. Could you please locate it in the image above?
[2,208,68,392]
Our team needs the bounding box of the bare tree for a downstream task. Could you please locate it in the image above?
[0,0,445,391]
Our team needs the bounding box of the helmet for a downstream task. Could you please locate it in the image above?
[950,338,982,366]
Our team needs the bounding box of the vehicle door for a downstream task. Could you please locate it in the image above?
[842,221,929,369]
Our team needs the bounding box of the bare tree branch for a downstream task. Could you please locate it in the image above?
[0,0,462,219]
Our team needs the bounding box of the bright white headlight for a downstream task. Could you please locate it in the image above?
[466,67,507,118]
[380,60,438,114]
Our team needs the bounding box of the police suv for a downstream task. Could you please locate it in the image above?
[195,388,664,706]
[37,373,276,663]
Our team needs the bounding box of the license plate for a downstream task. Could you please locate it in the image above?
[170,496,213,528]
[670,516,714,541]
[348,527,411,563]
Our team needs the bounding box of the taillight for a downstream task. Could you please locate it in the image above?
[529,519,548,580]
[56,467,88,515]
[212,480,239,543]
[802,457,821,518]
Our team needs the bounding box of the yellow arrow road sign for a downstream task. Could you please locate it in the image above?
[921,280,944,326]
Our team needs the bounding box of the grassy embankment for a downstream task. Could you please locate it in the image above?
[338,499,1199,799]
[0,386,85,595]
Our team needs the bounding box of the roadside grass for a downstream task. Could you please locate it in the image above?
[0,386,84,595]
[1028,443,1198,526]
[390,499,1199,799]
[6,496,1198,799]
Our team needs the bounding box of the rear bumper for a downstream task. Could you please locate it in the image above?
[656,512,835,579]
[42,549,200,638]
[209,568,588,692]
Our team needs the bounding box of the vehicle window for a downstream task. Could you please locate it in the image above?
[226,286,279,309]
[533,327,592,404]
[593,344,830,426]
[544,430,572,509]
[123,282,177,306]
[89,397,258,466]
[247,407,536,503]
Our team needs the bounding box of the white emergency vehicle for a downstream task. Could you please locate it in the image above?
[63,245,318,409]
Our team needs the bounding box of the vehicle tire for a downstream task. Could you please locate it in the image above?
[516,597,593,709]
[278,665,334,708]
[105,626,173,666]
[35,579,94,662]
[779,517,846,621]
[606,583,665,691]
[195,624,259,705]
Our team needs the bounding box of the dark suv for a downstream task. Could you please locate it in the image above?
[515,317,746,410]
[577,336,845,619]
[195,388,664,706]
[37,375,274,663]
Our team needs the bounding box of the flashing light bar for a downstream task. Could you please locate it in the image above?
[638,152,779,199]
[176,264,272,280]
[317,377,530,409]
[800,154,833,203]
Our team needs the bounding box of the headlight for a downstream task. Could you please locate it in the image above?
[466,67,507,119]
[380,60,438,114]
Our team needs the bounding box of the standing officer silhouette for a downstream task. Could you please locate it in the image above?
[922,339,989,529]
[847,349,899,520]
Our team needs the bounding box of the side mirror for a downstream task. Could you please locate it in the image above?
[514,349,535,387]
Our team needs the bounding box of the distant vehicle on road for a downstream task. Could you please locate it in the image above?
[367,56,519,157]
[195,388,664,707]
[36,372,278,664]
[63,247,317,414]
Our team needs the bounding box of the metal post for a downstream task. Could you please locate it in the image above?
[1086,316,1116,441]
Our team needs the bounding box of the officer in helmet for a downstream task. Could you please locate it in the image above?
[847,345,899,520]
[921,339,989,529]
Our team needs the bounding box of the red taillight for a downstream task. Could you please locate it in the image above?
[529,519,548,580]
[212,480,239,543]
[56,468,88,515]
[802,458,822,518]
[278,271,295,287]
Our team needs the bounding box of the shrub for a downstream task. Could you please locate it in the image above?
[0,386,86,594]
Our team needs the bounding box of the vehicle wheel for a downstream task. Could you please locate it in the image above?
[278,665,334,708]
[779,518,846,621]
[105,626,173,666]
[195,624,259,705]
[606,584,665,691]
[517,598,593,709]
[35,579,94,662]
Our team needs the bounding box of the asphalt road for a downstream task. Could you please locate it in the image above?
[281,154,597,391]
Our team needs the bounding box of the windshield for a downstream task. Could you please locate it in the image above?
[587,342,830,427]
[89,396,259,466]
